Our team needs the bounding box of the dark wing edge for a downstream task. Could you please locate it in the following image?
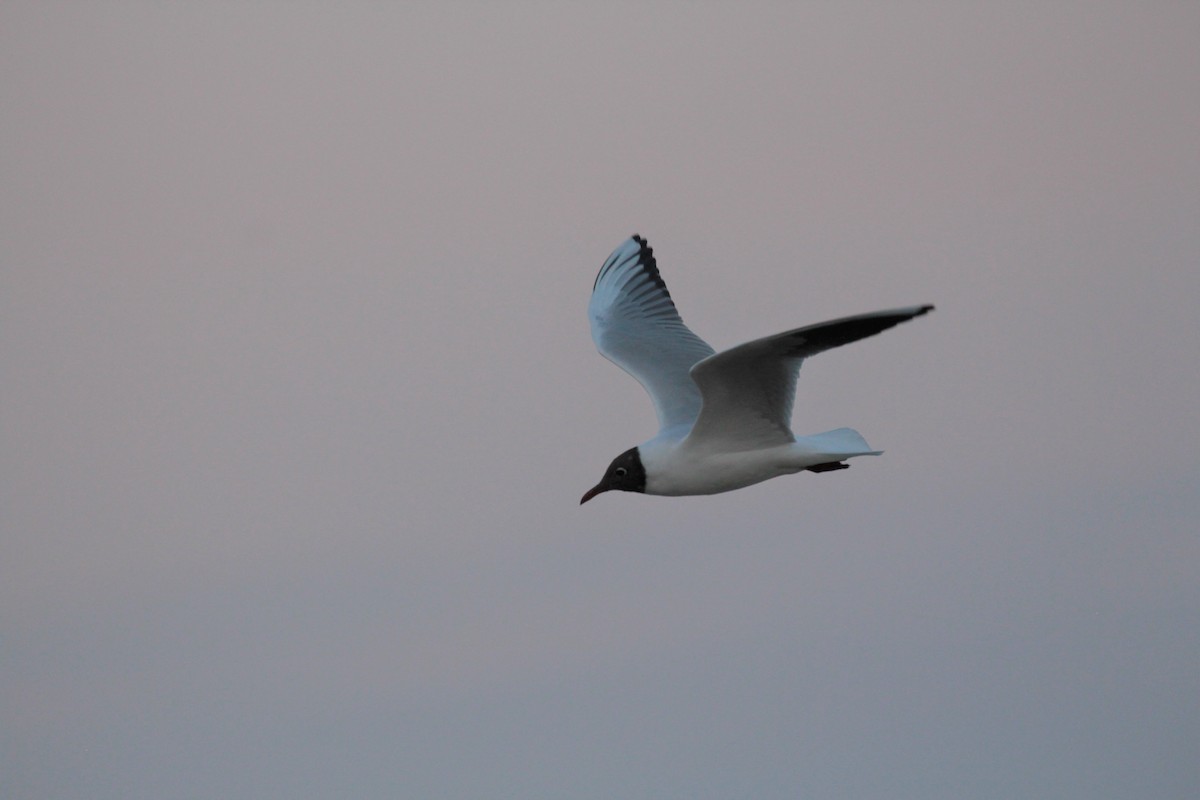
[771,305,935,360]
[594,234,668,295]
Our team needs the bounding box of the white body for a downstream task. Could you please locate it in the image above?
[640,427,880,496]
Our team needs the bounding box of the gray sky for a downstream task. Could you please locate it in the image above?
[3,3,1197,798]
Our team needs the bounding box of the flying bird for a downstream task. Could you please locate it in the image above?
[581,235,933,504]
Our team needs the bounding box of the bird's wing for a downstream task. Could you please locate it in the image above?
[686,305,934,450]
[589,236,716,433]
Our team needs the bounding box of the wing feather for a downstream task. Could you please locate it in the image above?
[686,305,934,450]
[589,236,715,432]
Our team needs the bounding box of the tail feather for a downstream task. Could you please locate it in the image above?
[794,427,881,474]
[801,427,881,456]
[796,424,883,462]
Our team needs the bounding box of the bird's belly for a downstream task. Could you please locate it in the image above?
[644,448,802,496]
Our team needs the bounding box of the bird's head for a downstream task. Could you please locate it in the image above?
[580,446,646,504]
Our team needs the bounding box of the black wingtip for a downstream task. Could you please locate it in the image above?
[593,234,671,303]
[631,234,655,269]
[628,235,667,295]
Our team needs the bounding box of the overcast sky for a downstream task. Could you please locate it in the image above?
[3,3,1198,798]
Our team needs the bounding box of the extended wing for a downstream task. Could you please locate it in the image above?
[589,236,715,432]
[686,305,934,450]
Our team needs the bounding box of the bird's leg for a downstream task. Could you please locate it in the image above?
[805,461,850,473]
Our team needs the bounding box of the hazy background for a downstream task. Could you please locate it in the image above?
[3,3,1197,798]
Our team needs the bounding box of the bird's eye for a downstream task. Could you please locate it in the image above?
[614,467,628,477]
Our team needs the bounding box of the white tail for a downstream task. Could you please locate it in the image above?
[796,427,882,459]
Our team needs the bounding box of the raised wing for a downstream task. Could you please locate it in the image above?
[589,236,715,432]
[686,305,934,450]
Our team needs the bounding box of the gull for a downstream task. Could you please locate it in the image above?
[581,235,933,504]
